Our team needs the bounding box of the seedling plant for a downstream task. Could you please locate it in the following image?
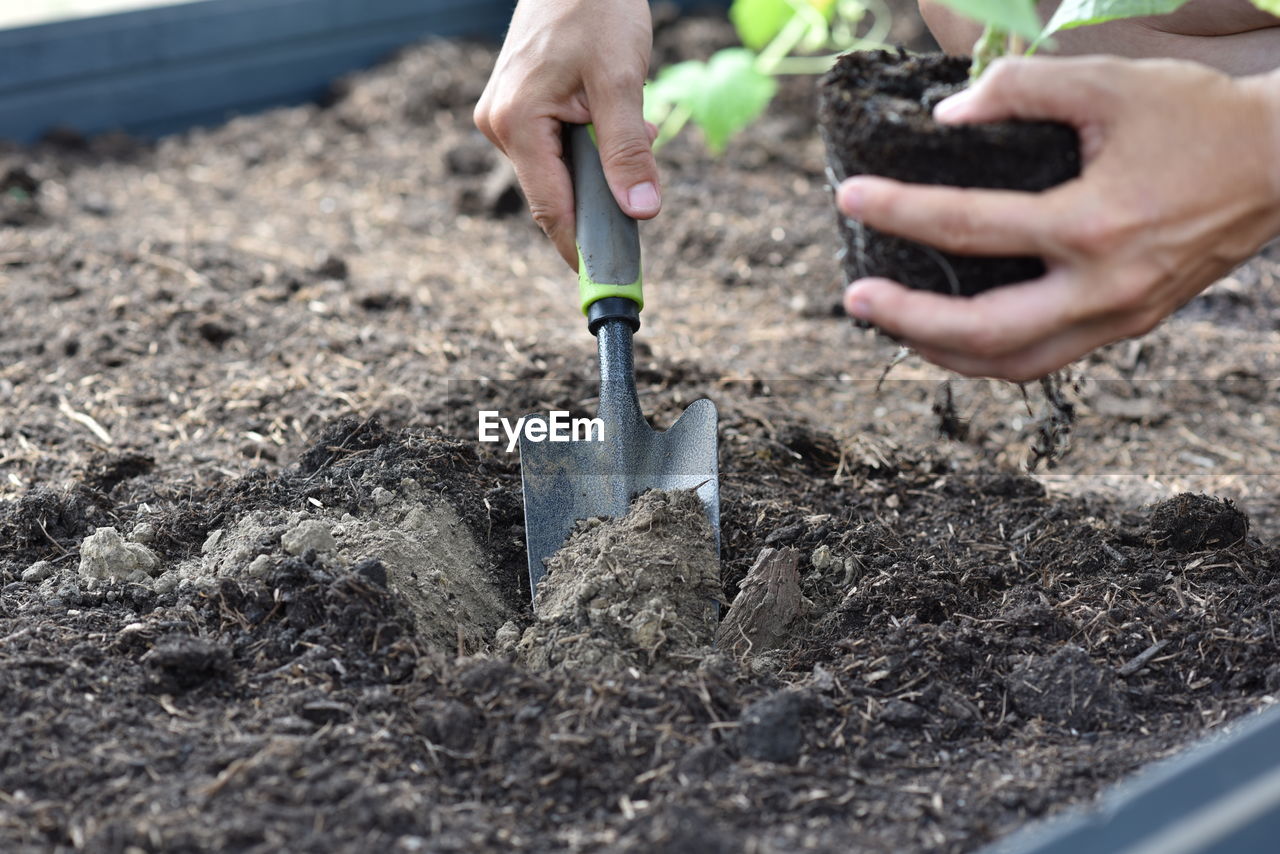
[643,0,892,153]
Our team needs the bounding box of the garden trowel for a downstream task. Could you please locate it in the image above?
[519,124,720,599]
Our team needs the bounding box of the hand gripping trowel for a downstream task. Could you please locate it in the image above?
[519,124,720,599]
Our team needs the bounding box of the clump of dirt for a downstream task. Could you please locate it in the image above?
[1,163,42,226]
[515,489,722,672]
[1008,645,1127,731]
[141,635,235,693]
[817,50,1080,295]
[155,478,511,653]
[77,525,160,582]
[1148,493,1249,552]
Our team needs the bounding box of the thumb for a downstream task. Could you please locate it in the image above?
[586,76,662,220]
[934,56,1114,128]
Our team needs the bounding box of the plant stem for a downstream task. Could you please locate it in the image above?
[970,23,1007,81]
[651,102,692,154]
[755,13,813,74]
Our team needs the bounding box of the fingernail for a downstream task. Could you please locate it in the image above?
[837,180,865,217]
[933,89,974,122]
[844,284,872,320]
[627,182,660,215]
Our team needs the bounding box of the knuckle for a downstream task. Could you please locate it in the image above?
[934,197,982,253]
[1061,209,1124,255]
[596,66,645,94]
[1109,266,1156,313]
[599,134,654,173]
[981,58,1021,96]
[526,200,558,234]
[485,99,521,142]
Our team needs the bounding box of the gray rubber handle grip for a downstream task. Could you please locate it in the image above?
[568,124,643,300]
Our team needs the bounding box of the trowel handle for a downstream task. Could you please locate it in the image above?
[567,123,643,333]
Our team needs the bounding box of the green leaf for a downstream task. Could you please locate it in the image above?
[643,49,777,154]
[694,48,777,153]
[729,0,837,51]
[1041,0,1192,40]
[644,60,706,123]
[730,0,796,50]
[927,0,1043,41]
[1249,0,1280,13]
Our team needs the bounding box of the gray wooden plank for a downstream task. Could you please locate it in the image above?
[0,0,514,93]
[0,19,508,139]
[0,0,727,143]
[983,704,1280,854]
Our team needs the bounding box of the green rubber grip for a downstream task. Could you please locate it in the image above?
[568,124,643,315]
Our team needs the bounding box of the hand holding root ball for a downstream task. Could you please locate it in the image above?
[477,0,1280,381]
[838,56,1280,382]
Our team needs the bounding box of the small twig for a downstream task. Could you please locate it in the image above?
[1117,638,1171,677]
[58,398,113,444]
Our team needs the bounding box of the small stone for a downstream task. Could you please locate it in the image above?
[281,520,335,556]
[881,699,926,728]
[764,523,804,547]
[79,527,161,580]
[80,194,113,217]
[312,254,348,280]
[371,486,395,507]
[738,689,814,764]
[129,521,157,544]
[352,557,387,587]
[21,561,55,583]
[810,544,834,572]
[244,555,274,577]
[494,620,521,653]
[300,700,351,725]
[202,529,224,554]
[153,571,179,595]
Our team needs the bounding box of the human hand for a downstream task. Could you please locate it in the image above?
[836,56,1280,382]
[474,0,660,268]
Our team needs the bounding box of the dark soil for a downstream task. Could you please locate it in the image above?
[3,8,1280,854]
[818,50,1081,295]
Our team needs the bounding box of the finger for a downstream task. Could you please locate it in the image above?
[933,55,1115,127]
[838,176,1062,256]
[504,117,579,268]
[645,121,659,144]
[844,271,1082,358]
[585,73,662,220]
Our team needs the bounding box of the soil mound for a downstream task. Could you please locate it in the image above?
[516,489,722,672]
[1148,493,1249,552]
